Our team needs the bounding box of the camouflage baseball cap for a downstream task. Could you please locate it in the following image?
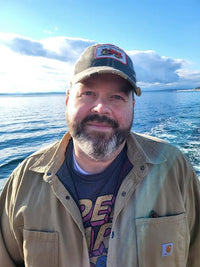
[70,43,141,96]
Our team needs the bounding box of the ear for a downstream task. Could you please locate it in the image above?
[65,92,69,106]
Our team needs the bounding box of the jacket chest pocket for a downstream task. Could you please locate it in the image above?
[23,229,59,267]
[135,213,189,267]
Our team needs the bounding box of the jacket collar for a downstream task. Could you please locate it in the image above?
[127,132,166,165]
[29,132,72,179]
[29,131,166,180]
[126,132,167,178]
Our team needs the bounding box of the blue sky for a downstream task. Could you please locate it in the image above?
[0,0,200,93]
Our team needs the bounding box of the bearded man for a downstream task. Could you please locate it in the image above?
[0,43,199,267]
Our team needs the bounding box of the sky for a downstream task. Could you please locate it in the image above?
[0,0,200,93]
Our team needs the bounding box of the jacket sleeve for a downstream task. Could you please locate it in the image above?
[0,171,24,267]
[0,227,16,267]
[184,158,200,267]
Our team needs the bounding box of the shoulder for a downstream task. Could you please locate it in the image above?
[128,132,181,161]
[8,132,72,182]
[21,141,60,168]
[28,141,60,161]
[131,132,169,145]
[7,141,60,187]
[128,132,198,182]
[1,141,60,198]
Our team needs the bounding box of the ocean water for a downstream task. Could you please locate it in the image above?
[0,90,199,191]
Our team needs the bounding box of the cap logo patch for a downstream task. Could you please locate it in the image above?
[95,44,127,65]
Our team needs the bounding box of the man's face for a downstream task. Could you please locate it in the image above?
[65,73,135,160]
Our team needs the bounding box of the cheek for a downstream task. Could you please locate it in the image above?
[65,102,89,123]
[115,106,134,126]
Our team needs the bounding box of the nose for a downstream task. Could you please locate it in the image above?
[91,99,111,115]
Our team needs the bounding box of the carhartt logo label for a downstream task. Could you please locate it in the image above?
[95,44,127,64]
[162,242,173,256]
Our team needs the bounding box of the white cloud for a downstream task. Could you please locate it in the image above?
[128,50,200,90]
[0,33,95,93]
[0,43,70,93]
[128,50,183,83]
[0,33,199,93]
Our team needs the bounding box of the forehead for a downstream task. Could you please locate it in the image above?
[78,73,133,92]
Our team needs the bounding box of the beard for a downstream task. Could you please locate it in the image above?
[66,114,133,160]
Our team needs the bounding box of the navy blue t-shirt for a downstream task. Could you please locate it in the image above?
[57,139,133,267]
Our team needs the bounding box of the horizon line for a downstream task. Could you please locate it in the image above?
[0,88,199,96]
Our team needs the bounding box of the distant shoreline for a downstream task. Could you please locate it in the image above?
[0,92,66,97]
[0,88,199,96]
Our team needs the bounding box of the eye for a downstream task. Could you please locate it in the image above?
[81,91,96,97]
[111,94,125,101]
[83,91,93,96]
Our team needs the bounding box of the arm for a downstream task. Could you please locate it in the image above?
[185,161,200,266]
[0,173,24,266]
[0,228,16,266]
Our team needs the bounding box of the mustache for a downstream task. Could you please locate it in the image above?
[81,114,119,129]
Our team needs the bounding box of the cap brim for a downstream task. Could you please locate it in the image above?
[70,66,141,96]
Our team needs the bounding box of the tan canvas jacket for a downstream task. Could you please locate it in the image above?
[0,132,199,267]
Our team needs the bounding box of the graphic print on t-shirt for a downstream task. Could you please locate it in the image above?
[57,141,133,267]
[79,194,115,267]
